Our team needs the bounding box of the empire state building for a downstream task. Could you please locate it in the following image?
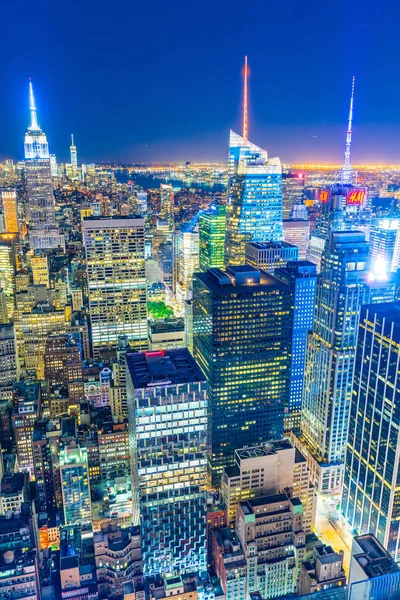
[24,80,63,249]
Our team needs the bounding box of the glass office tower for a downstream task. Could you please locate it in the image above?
[342,303,400,562]
[225,131,283,265]
[199,204,226,271]
[274,261,318,430]
[193,265,292,486]
[60,443,91,525]
[300,231,395,494]
[126,349,207,576]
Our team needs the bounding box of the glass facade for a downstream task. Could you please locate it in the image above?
[193,266,292,486]
[342,303,400,562]
[126,349,208,576]
[225,131,283,265]
[199,204,226,271]
[60,444,91,525]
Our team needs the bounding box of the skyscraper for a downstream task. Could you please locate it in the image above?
[245,241,298,274]
[60,442,91,525]
[0,323,19,403]
[24,80,63,250]
[199,204,226,271]
[83,216,148,355]
[299,231,390,493]
[173,225,199,313]
[282,172,305,219]
[274,261,318,429]
[370,217,400,273]
[126,349,208,576]
[225,59,283,265]
[342,303,400,561]
[193,265,292,485]
[1,191,18,234]
[160,183,174,229]
[70,134,77,167]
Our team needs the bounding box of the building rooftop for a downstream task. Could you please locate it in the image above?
[149,318,185,334]
[126,348,205,389]
[234,439,293,464]
[194,265,290,295]
[352,534,400,578]
[246,241,297,250]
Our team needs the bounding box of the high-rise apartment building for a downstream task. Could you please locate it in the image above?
[212,527,247,600]
[0,324,19,403]
[160,183,174,229]
[1,190,18,233]
[0,235,17,318]
[83,216,148,355]
[12,382,41,478]
[274,261,318,429]
[173,226,199,312]
[342,303,400,561]
[31,253,49,287]
[299,231,391,493]
[60,442,91,525]
[282,172,305,219]
[199,204,226,271]
[225,131,283,265]
[32,420,56,512]
[193,266,293,485]
[245,241,299,274]
[24,81,63,249]
[126,349,208,576]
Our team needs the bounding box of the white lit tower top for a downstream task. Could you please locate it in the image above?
[338,76,357,185]
[24,79,49,159]
[70,134,77,167]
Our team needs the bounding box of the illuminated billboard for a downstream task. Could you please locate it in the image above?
[346,189,366,206]
[319,189,330,203]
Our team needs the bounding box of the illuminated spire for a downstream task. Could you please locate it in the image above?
[28,78,40,131]
[243,56,249,141]
[71,133,74,146]
[341,76,355,184]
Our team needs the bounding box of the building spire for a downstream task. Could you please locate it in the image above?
[71,133,74,146]
[243,56,249,142]
[28,78,40,131]
[342,76,355,184]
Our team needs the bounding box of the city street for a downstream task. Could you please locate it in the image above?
[314,494,353,576]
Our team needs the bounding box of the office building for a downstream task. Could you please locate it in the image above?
[370,217,400,273]
[299,231,392,494]
[148,318,185,350]
[1,190,18,233]
[0,236,16,318]
[83,216,148,355]
[225,131,283,265]
[94,521,143,599]
[0,290,8,323]
[245,241,298,274]
[0,473,28,516]
[31,253,49,287]
[173,226,199,312]
[299,544,346,595]
[97,415,130,485]
[274,261,318,429]
[283,218,310,260]
[22,305,67,380]
[24,80,63,249]
[221,440,316,532]
[342,303,400,561]
[126,349,208,576]
[212,527,247,600]
[136,190,148,216]
[60,441,91,525]
[282,172,305,219]
[110,336,130,420]
[193,266,292,485]
[0,323,19,402]
[199,204,226,271]
[12,382,41,478]
[49,153,58,177]
[160,183,174,228]
[32,420,55,511]
[236,493,306,599]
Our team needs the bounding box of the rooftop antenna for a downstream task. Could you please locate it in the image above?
[341,76,355,184]
[243,56,249,141]
[28,78,39,131]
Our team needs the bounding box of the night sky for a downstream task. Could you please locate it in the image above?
[2,0,400,164]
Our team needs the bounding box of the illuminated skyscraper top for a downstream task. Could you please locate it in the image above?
[24,79,49,160]
[70,134,77,167]
[339,76,356,185]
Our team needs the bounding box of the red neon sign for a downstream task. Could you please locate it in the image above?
[319,190,330,203]
[346,189,365,205]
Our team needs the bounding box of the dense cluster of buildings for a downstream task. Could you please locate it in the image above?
[1,64,400,600]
